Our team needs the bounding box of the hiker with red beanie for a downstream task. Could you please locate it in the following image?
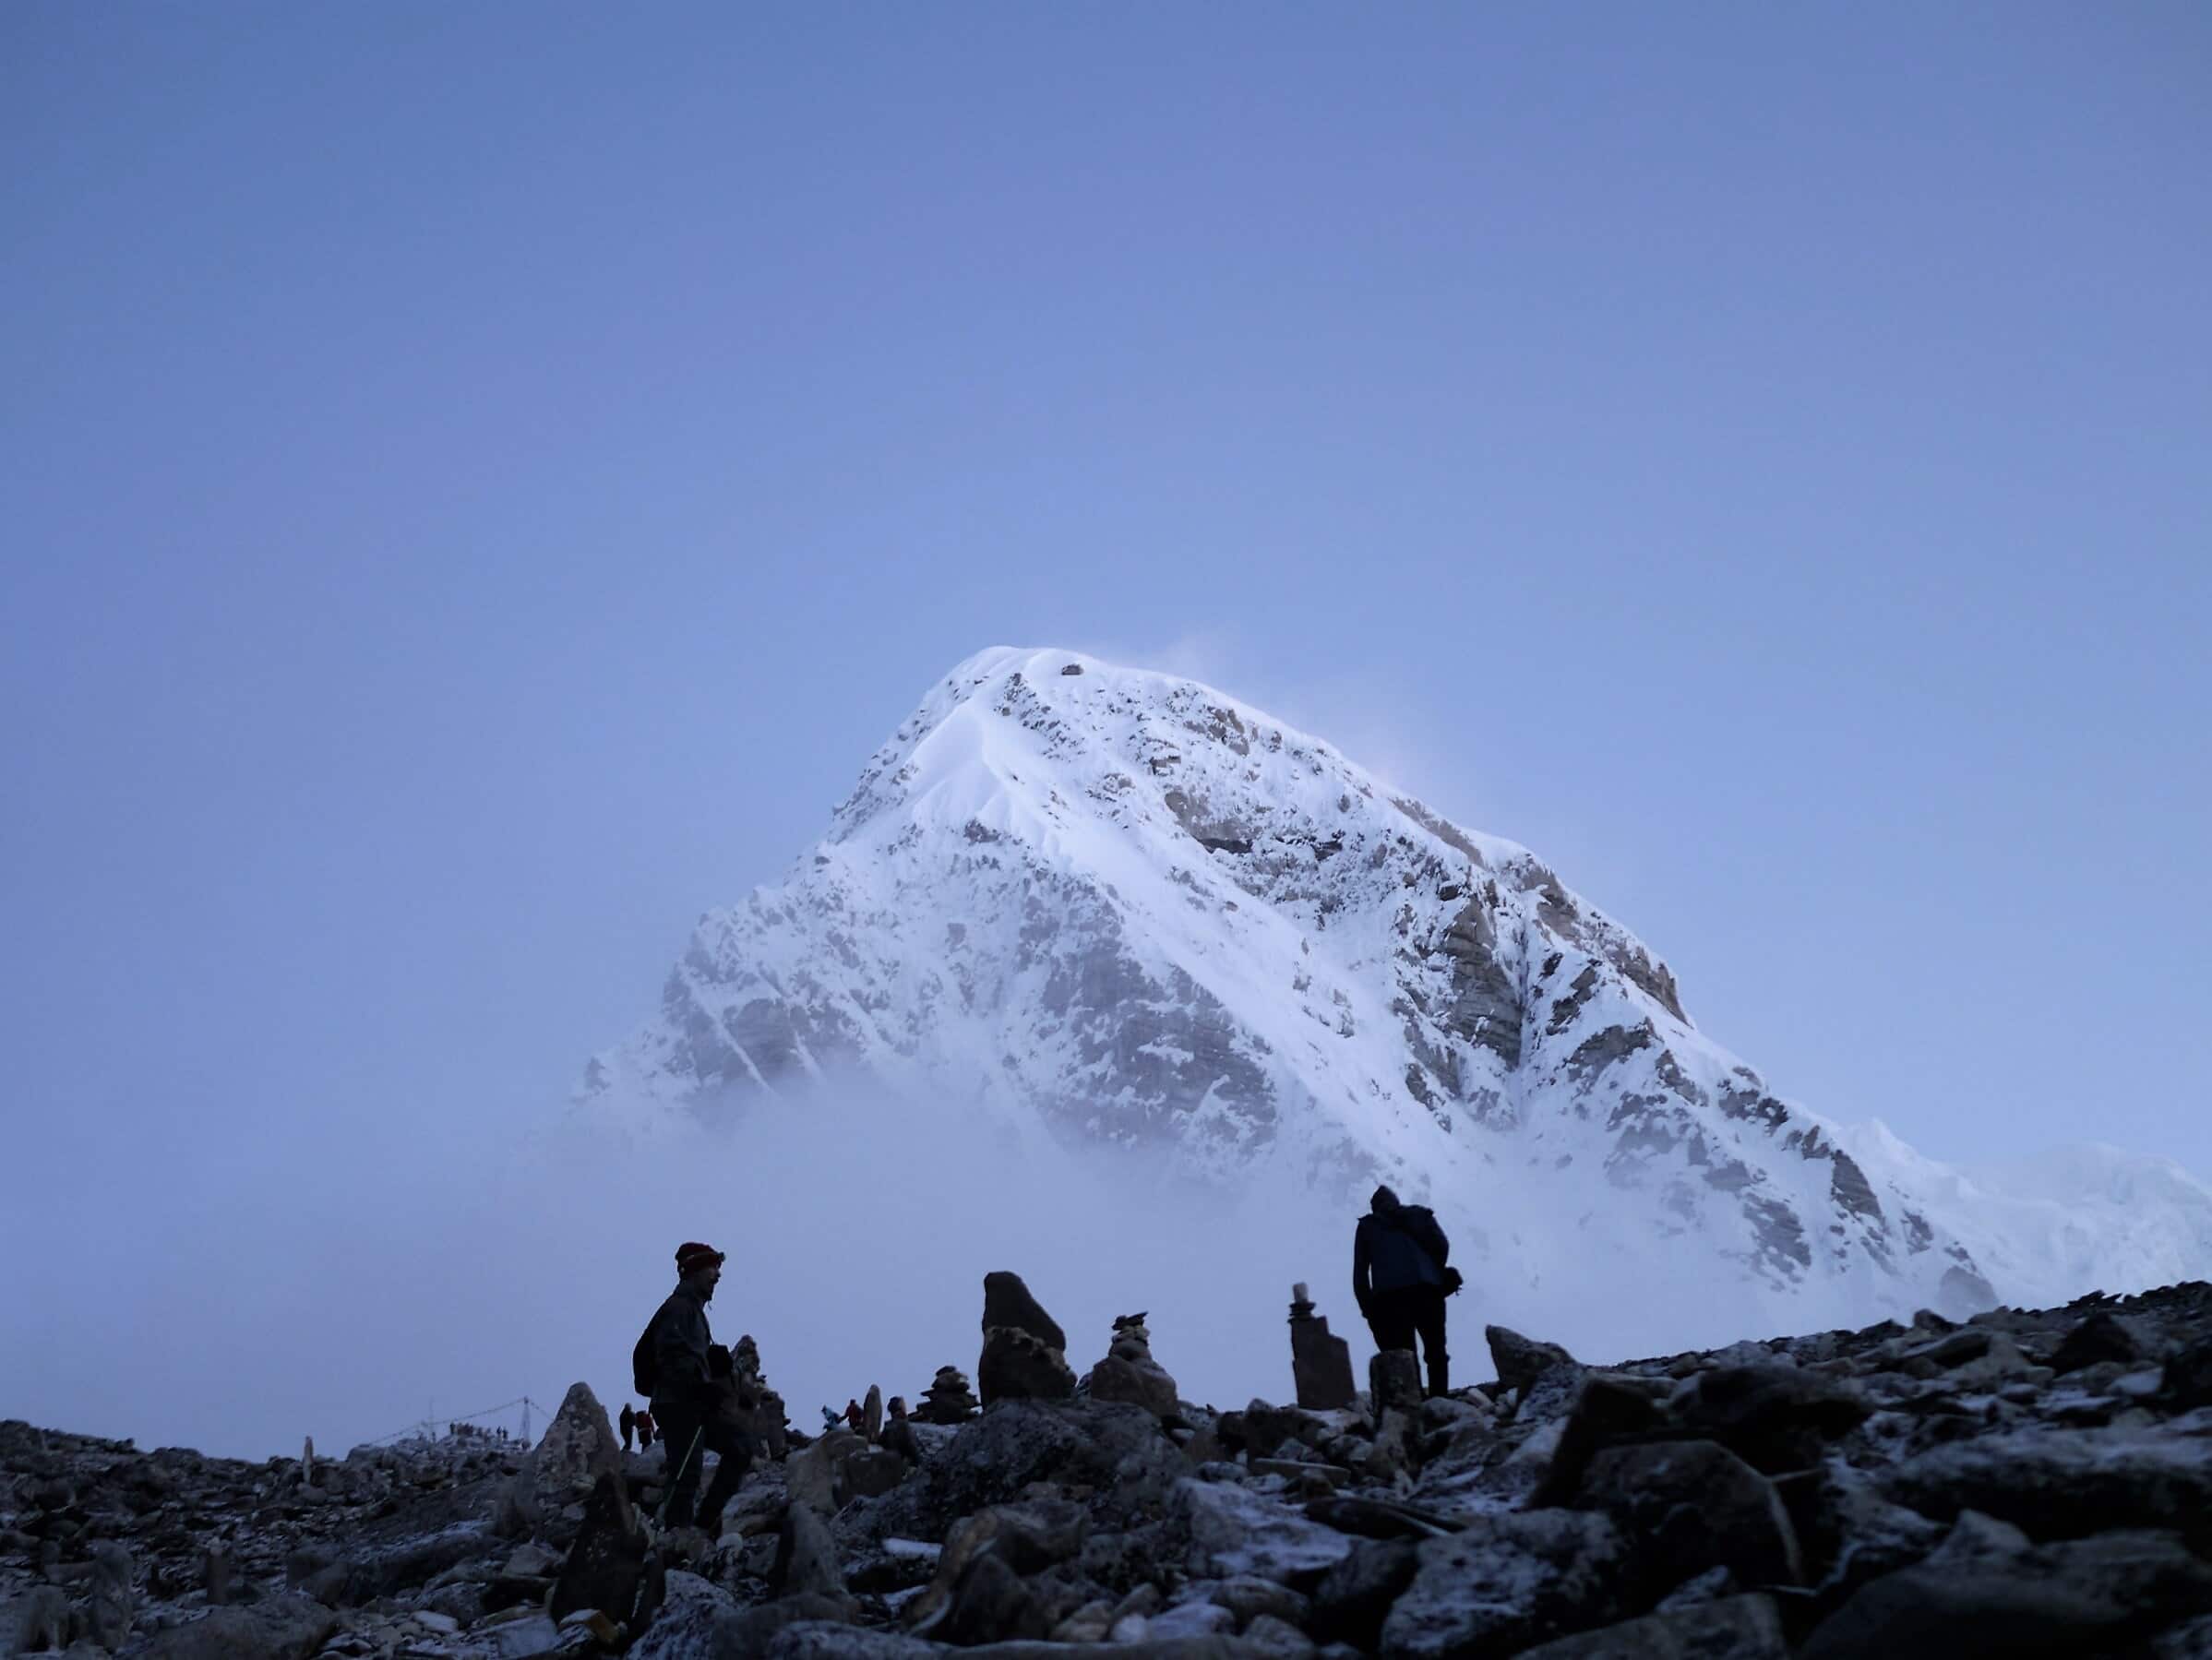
[634,1241,753,1535]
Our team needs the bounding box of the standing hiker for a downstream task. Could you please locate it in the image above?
[1353,1185,1457,1396]
[619,1403,636,1452]
[634,1241,753,1535]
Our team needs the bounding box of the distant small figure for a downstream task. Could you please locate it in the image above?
[635,1410,655,1451]
[843,1398,865,1432]
[1354,1185,1455,1397]
[619,1403,637,1451]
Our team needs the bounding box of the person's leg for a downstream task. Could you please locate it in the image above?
[694,1421,755,1536]
[1414,1288,1450,1396]
[657,1403,707,1529]
[1368,1288,1417,1355]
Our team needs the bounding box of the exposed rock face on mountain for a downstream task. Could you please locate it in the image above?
[581,648,2212,1328]
[9,1280,2212,1656]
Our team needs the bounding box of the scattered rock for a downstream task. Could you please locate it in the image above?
[1380,1509,1628,1657]
[1800,1508,2212,1658]
[549,1470,647,1625]
[85,1539,133,1648]
[773,1500,850,1603]
[2051,1311,2150,1375]
[1513,1594,1788,1658]
[2165,1337,2212,1411]
[1309,1539,1421,1650]
[1879,1426,2212,1547]
[139,1594,338,1660]
[1487,1326,1579,1396]
[1670,1363,1871,1474]
[1178,1478,1356,1582]
[1575,1439,1803,1590]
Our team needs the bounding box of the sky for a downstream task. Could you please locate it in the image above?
[3,5,2208,1457]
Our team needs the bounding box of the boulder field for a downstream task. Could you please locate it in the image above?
[8,1274,2212,1657]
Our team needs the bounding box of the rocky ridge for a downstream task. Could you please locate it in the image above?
[10,1275,2212,1657]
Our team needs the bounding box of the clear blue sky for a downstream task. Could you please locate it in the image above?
[4,6,2207,1448]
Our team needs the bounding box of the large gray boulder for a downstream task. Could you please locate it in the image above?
[1877,1427,2212,1547]
[980,1325,1077,1404]
[1380,1510,1629,1658]
[139,1594,339,1660]
[550,1471,649,1626]
[508,1381,627,1544]
[1668,1363,1871,1475]
[1514,1594,1788,1659]
[1800,1511,2212,1659]
[1576,1439,1803,1590]
[1485,1326,1579,1395]
[1176,1478,1355,1583]
[86,1540,134,1648]
[983,1272,1068,1350]
[774,1501,851,1604]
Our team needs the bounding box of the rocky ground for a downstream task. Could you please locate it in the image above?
[9,1277,2212,1658]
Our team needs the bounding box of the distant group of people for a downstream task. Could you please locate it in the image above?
[630,1190,1459,1536]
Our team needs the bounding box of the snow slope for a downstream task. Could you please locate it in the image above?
[581,648,2212,1329]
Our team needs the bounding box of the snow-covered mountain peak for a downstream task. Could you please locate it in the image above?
[581,650,2212,1333]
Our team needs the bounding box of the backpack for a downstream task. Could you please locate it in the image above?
[632,1320,658,1399]
[1402,1205,1451,1272]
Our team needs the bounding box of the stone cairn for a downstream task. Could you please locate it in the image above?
[916,1364,979,1425]
[1287,1280,1357,1409]
[976,1270,1076,1405]
[1082,1311,1180,1416]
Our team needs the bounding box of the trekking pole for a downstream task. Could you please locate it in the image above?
[661,1427,704,1528]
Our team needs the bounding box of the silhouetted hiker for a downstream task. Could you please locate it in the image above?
[844,1398,865,1432]
[619,1403,636,1452]
[635,1241,751,1534]
[634,1410,655,1451]
[1354,1185,1454,1396]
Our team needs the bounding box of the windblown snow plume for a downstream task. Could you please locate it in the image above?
[581,648,2212,1351]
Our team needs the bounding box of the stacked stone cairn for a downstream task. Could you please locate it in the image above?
[1082,1311,1181,1417]
[916,1366,979,1425]
[11,1277,2212,1657]
[1288,1280,1358,1410]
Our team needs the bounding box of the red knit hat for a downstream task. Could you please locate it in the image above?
[676,1241,726,1275]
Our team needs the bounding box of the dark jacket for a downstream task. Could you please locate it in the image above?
[1354,1198,1450,1310]
[648,1285,714,1409]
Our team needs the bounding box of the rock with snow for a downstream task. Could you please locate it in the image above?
[1380,1509,1630,1657]
[1516,1594,1788,1659]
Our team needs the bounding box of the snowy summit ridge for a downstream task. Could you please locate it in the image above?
[584,647,2212,1328]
